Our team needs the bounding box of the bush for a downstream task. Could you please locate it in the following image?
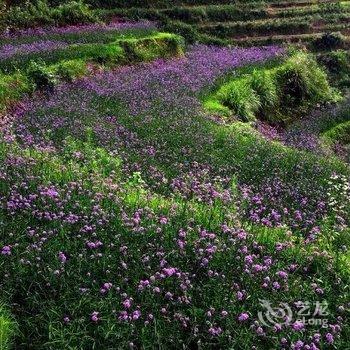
[54,59,88,82]
[219,78,261,122]
[276,53,333,106]
[0,304,16,350]
[249,69,278,121]
[161,20,199,44]
[312,32,345,51]
[4,0,99,30]
[26,60,57,91]
[5,0,54,29]
[318,50,350,75]
[52,1,99,26]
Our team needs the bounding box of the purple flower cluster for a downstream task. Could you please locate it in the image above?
[0,133,347,348]
[81,45,284,113]
[238,178,328,234]
[1,35,348,348]
[1,20,156,40]
[0,41,69,60]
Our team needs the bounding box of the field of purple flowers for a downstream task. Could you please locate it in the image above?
[0,22,349,350]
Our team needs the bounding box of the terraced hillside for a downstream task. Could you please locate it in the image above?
[101,0,350,47]
[0,1,349,349]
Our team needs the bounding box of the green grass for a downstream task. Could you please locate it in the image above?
[1,10,350,348]
[0,32,183,73]
[0,72,32,113]
[322,120,350,145]
[0,32,184,112]
[0,304,16,350]
[0,124,349,347]
[203,51,335,123]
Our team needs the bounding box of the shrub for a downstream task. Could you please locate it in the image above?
[312,32,345,51]
[249,69,278,121]
[318,50,350,75]
[26,60,57,91]
[4,0,98,30]
[0,304,16,350]
[161,20,199,44]
[54,59,87,82]
[52,1,99,26]
[5,0,54,29]
[219,78,261,122]
[276,53,333,106]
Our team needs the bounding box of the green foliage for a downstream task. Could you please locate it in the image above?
[322,121,350,145]
[0,304,16,350]
[26,60,57,91]
[249,69,278,121]
[0,72,31,112]
[53,59,88,82]
[161,20,200,44]
[204,52,334,123]
[4,0,99,30]
[84,0,236,8]
[312,32,345,51]
[201,17,311,39]
[52,1,99,26]
[276,52,333,106]
[163,6,207,23]
[0,32,184,113]
[317,50,350,88]
[218,78,261,122]
[119,33,184,62]
[318,50,350,75]
[5,0,54,29]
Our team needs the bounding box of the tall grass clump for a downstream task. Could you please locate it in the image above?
[317,50,350,87]
[53,59,88,83]
[249,69,278,121]
[0,304,16,350]
[119,33,184,62]
[161,20,200,44]
[0,72,31,112]
[322,121,350,145]
[276,52,334,107]
[205,52,335,123]
[312,32,345,51]
[4,0,99,30]
[218,78,261,122]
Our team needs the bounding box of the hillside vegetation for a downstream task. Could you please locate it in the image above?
[0,1,349,349]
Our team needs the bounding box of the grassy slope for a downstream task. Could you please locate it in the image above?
[0,31,184,113]
[0,15,349,350]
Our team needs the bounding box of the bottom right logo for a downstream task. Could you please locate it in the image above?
[258,299,329,328]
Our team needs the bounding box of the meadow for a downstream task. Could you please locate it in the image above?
[0,1,349,349]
